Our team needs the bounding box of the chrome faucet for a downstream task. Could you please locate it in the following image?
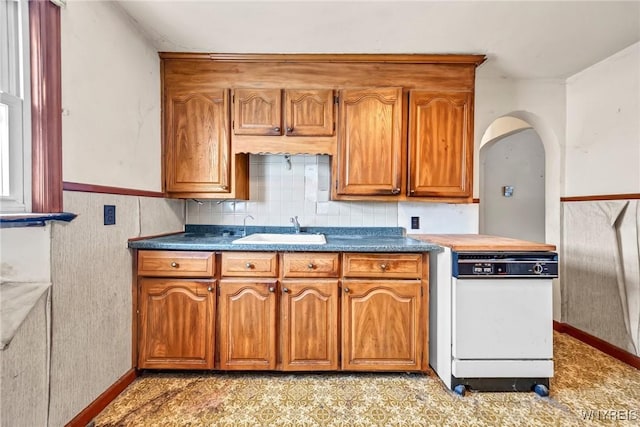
[242,215,254,237]
[290,216,301,234]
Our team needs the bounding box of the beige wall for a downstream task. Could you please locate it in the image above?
[1,2,185,425]
[565,42,640,196]
[48,191,183,426]
[0,226,51,427]
[61,0,162,192]
[561,43,640,353]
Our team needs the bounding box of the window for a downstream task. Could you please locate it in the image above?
[0,0,31,213]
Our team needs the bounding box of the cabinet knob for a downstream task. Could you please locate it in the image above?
[391,188,401,195]
[286,127,293,133]
[170,262,179,268]
[207,286,213,292]
[221,185,228,190]
[268,286,276,293]
[307,262,315,269]
[380,264,388,271]
[283,287,289,293]
[245,262,253,269]
[344,287,350,293]
[274,127,281,132]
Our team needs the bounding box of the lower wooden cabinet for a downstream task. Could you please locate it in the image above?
[138,278,216,369]
[342,280,422,371]
[281,280,339,371]
[218,280,278,370]
[135,251,427,372]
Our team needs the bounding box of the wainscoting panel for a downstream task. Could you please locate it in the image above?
[562,200,639,356]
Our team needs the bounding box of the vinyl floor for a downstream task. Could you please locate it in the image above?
[94,332,640,426]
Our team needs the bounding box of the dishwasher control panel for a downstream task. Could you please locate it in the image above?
[452,252,558,278]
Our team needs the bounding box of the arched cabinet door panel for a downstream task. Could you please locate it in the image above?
[341,280,422,371]
[218,280,278,370]
[233,88,282,136]
[336,88,403,196]
[281,279,339,371]
[408,90,472,198]
[138,278,216,369]
[165,89,231,194]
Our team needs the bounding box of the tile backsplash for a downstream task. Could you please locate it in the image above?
[186,154,479,233]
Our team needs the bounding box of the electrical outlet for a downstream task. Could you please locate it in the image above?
[411,216,420,230]
[104,205,116,225]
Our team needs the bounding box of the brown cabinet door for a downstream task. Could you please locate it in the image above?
[219,280,277,370]
[336,88,403,196]
[342,280,422,371]
[165,88,231,194]
[138,278,215,369]
[281,280,339,371]
[233,89,282,135]
[408,90,472,197]
[284,89,334,136]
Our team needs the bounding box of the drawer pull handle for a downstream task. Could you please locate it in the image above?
[307,263,315,269]
[344,287,350,293]
[380,264,388,271]
[268,286,275,293]
[170,262,179,268]
[245,262,253,269]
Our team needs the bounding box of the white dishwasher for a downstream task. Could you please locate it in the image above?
[430,248,557,396]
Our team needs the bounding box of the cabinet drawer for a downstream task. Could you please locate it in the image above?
[282,253,340,278]
[343,253,422,279]
[137,250,215,278]
[221,252,278,277]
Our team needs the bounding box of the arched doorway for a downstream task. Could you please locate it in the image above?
[477,112,562,320]
[479,122,546,242]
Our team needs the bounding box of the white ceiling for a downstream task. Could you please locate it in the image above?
[116,0,640,79]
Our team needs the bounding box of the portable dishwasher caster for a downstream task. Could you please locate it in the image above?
[453,384,467,396]
[533,383,549,397]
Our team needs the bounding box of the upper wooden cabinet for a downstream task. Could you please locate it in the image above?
[284,89,334,136]
[165,88,231,194]
[163,86,249,199]
[161,53,485,200]
[335,88,403,197]
[408,90,473,198]
[233,89,282,136]
[233,88,335,137]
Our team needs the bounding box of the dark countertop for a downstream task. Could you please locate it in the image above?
[129,226,441,253]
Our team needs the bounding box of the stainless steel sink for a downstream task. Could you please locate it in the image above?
[232,233,326,245]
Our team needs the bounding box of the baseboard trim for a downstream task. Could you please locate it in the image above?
[65,369,138,427]
[63,181,166,198]
[553,321,640,370]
